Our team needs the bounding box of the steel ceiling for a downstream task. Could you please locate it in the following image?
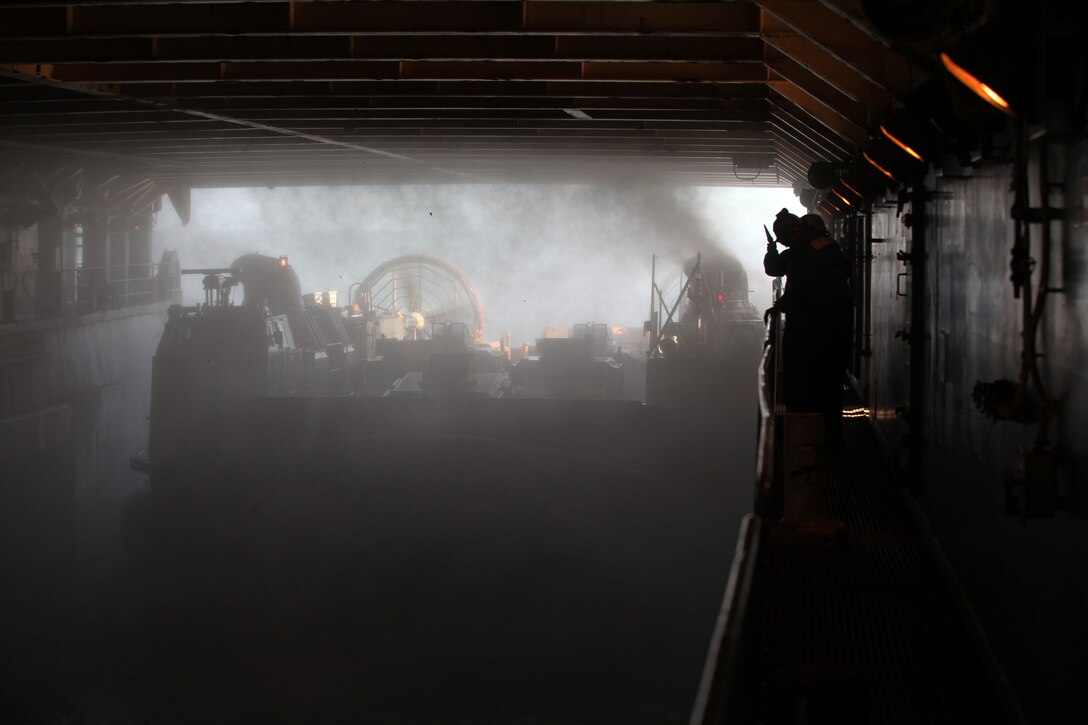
[0,0,923,211]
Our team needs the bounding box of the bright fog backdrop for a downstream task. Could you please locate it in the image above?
[153,184,798,346]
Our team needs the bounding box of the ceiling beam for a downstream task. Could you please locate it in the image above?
[0,2,761,38]
[9,60,769,84]
[762,30,895,113]
[0,2,925,190]
[765,50,872,130]
[770,118,847,167]
[0,108,775,128]
[0,96,771,116]
[767,80,867,150]
[770,101,855,161]
[755,0,919,100]
[0,35,765,64]
[113,80,773,100]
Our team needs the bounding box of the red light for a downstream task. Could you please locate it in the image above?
[716,292,725,303]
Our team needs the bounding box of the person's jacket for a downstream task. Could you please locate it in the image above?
[764,235,851,319]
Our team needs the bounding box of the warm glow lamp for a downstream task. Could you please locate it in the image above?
[863,151,899,183]
[940,52,1017,117]
[880,124,924,162]
[840,178,867,202]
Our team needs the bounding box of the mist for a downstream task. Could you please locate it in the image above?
[153,184,796,344]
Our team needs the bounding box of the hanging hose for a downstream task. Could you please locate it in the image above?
[1009,121,1034,422]
[1021,12,1055,448]
[1025,134,1054,446]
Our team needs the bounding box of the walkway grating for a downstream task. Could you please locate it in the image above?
[750,416,1011,725]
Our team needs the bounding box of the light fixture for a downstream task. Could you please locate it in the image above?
[868,124,934,184]
[880,124,924,162]
[735,153,773,171]
[863,151,899,182]
[840,178,867,201]
[940,51,1016,117]
[842,156,898,200]
[936,7,1043,125]
[831,189,853,208]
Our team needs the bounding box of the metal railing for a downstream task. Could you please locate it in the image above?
[0,262,181,322]
[689,296,783,725]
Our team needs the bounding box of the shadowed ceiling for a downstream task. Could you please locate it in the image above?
[0,0,923,217]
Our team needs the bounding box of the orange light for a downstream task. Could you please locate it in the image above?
[278,255,288,268]
[940,52,1015,116]
[832,190,853,207]
[824,196,842,213]
[841,179,865,200]
[863,151,898,182]
[880,124,924,162]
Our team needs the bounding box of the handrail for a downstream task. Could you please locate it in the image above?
[0,261,181,323]
[689,289,782,725]
[689,513,763,725]
[754,315,780,514]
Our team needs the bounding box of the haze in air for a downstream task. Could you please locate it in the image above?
[153,184,797,344]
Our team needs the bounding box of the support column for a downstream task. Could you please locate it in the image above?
[128,213,153,305]
[36,216,64,318]
[0,227,14,322]
[906,188,928,491]
[108,220,128,308]
[81,217,109,312]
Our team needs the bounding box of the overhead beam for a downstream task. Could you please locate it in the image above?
[3,2,888,190]
[771,118,849,166]
[762,30,895,113]
[0,96,771,116]
[770,100,856,160]
[0,2,761,37]
[111,80,773,100]
[7,60,769,84]
[0,135,198,170]
[755,0,919,100]
[0,35,765,64]
[767,80,868,150]
[773,149,810,181]
[816,0,897,47]
[764,49,872,131]
[0,107,774,128]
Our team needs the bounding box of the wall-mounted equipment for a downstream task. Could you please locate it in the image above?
[806,162,848,190]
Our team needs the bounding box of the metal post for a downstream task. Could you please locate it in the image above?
[36,216,64,318]
[907,187,928,491]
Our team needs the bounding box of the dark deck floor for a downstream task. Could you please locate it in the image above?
[751,415,1014,724]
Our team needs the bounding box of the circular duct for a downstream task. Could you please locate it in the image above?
[354,254,485,342]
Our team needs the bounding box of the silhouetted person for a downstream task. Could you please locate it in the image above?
[764,212,851,451]
[763,208,802,406]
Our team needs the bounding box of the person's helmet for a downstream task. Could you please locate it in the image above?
[799,213,829,238]
[772,208,800,245]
